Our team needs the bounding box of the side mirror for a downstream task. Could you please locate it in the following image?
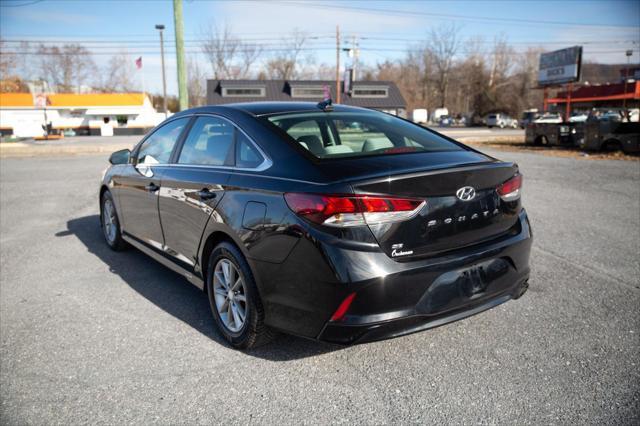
[109,149,131,165]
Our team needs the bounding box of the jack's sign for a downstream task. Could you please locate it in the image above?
[538,46,582,86]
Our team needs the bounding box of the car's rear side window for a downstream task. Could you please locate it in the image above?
[266,111,463,159]
[178,116,234,166]
[235,131,263,168]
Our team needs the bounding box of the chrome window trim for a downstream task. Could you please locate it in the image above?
[172,112,273,172]
[135,163,322,185]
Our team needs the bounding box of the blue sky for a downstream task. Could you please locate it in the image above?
[1,0,639,95]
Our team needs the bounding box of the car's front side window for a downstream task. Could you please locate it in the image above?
[177,116,234,166]
[136,118,189,165]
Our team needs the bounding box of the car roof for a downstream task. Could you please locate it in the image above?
[173,101,370,118]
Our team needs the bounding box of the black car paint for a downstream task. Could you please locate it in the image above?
[101,102,532,343]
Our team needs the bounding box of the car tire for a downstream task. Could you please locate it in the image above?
[101,190,127,251]
[602,139,622,152]
[206,241,275,350]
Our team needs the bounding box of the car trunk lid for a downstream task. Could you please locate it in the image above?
[350,162,521,259]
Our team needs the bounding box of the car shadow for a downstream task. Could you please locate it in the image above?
[56,215,343,361]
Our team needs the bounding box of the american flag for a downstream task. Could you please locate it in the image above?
[135,57,142,69]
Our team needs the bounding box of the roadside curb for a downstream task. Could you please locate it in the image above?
[0,142,134,158]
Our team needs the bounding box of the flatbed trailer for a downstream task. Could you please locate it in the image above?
[578,121,640,154]
[525,122,582,147]
[525,120,638,154]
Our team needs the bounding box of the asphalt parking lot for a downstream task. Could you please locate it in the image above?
[1,146,638,424]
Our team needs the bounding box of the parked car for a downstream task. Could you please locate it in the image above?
[431,107,449,123]
[534,113,563,124]
[100,102,532,349]
[486,113,518,129]
[520,110,540,129]
[568,113,589,123]
[438,115,453,127]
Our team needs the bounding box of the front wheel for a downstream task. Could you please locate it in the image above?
[101,191,127,251]
[206,242,274,349]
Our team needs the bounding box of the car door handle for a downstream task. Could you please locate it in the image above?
[197,189,217,200]
[145,182,160,192]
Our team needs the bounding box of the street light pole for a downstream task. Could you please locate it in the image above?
[155,24,168,119]
[622,49,633,122]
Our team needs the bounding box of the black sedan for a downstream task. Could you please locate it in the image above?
[99,102,532,349]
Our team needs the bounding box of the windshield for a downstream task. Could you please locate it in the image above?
[265,111,463,159]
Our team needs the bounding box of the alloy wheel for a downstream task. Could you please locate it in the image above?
[102,198,117,244]
[213,258,248,333]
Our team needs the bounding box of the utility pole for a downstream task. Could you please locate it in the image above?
[351,35,359,82]
[335,25,341,104]
[173,0,188,110]
[155,24,168,118]
[623,49,633,121]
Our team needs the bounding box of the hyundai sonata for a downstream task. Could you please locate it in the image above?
[99,102,531,349]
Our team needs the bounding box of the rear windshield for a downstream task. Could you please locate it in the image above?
[265,111,463,159]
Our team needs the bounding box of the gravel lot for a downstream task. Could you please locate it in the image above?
[1,147,638,424]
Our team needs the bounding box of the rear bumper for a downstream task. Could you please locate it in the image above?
[318,209,532,344]
[319,278,528,344]
[256,209,532,342]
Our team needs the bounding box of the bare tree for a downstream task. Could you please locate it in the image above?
[0,38,16,79]
[97,51,137,92]
[265,29,309,80]
[187,56,207,107]
[201,24,262,79]
[488,35,514,89]
[427,23,461,108]
[36,44,96,92]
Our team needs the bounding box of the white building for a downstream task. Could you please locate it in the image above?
[0,92,167,138]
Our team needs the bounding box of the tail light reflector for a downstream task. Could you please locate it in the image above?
[284,193,425,227]
[330,292,356,322]
[497,174,523,201]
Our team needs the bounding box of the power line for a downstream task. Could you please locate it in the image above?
[3,47,637,57]
[278,1,639,29]
[0,0,44,7]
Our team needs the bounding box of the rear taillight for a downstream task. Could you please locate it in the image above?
[497,174,523,201]
[284,193,425,227]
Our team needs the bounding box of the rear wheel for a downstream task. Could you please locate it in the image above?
[101,191,127,251]
[602,139,622,152]
[206,242,274,349]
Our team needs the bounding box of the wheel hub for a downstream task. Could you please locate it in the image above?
[212,258,247,333]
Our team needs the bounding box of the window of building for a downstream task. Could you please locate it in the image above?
[291,87,325,98]
[221,87,266,97]
[178,116,234,166]
[352,86,389,98]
